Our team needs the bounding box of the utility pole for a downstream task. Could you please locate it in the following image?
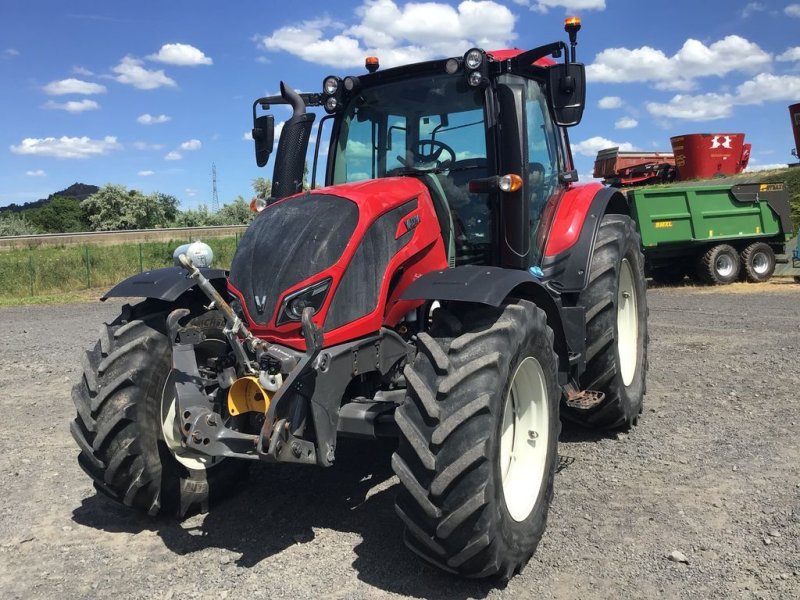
[211,163,219,212]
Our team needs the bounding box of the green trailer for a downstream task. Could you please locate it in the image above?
[627,182,793,284]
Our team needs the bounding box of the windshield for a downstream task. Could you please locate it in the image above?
[331,72,487,184]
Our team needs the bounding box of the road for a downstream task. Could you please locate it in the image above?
[0,281,798,599]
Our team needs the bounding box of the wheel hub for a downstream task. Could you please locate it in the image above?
[500,357,549,522]
[752,251,769,275]
[715,254,735,277]
[617,258,639,387]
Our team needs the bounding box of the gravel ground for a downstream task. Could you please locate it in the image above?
[0,281,798,599]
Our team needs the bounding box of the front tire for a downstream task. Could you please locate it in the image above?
[393,300,560,579]
[70,300,248,516]
[565,214,648,430]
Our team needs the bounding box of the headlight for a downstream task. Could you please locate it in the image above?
[325,96,338,112]
[276,278,332,325]
[465,48,483,70]
[323,76,339,95]
[468,71,483,87]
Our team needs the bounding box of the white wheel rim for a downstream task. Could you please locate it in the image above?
[160,375,219,470]
[715,254,735,277]
[617,258,639,387]
[500,356,549,522]
[752,251,769,275]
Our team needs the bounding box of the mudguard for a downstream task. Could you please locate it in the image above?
[101,266,228,302]
[541,184,629,293]
[400,265,573,373]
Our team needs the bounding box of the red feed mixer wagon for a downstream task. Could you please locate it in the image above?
[594,133,751,187]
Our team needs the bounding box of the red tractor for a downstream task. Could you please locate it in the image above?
[71,18,648,580]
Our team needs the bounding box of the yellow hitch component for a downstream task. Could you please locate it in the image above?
[227,376,272,416]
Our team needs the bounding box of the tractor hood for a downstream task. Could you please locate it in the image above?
[227,177,438,341]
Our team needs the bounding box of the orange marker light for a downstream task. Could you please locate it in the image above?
[499,174,523,193]
[365,56,380,73]
[565,16,581,28]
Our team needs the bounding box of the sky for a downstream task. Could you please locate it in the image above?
[1,0,799,210]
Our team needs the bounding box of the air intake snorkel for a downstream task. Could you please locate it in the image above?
[271,81,316,199]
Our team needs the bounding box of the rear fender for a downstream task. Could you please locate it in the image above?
[541,184,629,293]
[101,266,228,303]
[400,265,573,374]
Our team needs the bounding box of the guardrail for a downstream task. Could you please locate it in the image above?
[0,225,249,251]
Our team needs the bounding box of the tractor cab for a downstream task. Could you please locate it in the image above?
[251,30,586,272]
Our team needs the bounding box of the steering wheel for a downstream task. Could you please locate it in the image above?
[397,139,457,168]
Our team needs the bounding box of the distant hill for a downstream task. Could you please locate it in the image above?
[0,183,99,214]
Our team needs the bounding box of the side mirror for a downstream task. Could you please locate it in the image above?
[547,63,585,127]
[253,114,275,167]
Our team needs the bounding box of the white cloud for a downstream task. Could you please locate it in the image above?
[243,131,253,141]
[43,78,106,95]
[25,169,46,177]
[745,162,789,172]
[615,116,638,129]
[646,93,734,121]
[741,2,766,18]
[137,170,155,176]
[180,139,202,151]
[736,73,800,104]
[72,66,94,76]
[786,4,800,17]
[10,136,122,159]
[132,141,165,150]
[598,96,622,109]
[112,56,176,90]
[147,43,213,66]
[587,35,771,90]
[43,99,99,113]
[185,188,198,197]
[3,48,20,58]
[571,136,637,157]
[260,1,517,68]
[165,151,182,160]
[645,72,800,122]
[527,0,605,13]
[137,113,171,125]
[777,47,800,62]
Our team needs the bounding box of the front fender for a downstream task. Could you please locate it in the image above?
[101,266,228,302]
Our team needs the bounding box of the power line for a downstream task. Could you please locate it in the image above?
[211,163,219,213]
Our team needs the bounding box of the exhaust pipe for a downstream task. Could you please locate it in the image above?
[271,81,316,200]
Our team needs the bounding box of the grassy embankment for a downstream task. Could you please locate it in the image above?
[1,167,798,306]
[0,237,238,304]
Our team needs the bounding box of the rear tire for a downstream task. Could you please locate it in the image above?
[564,214,648,430]
[740,242,775,283]
[696,244,739,284]
[393,300,560,580]
[70,300,248,516]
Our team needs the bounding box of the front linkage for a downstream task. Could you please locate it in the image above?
[171,254,410,467]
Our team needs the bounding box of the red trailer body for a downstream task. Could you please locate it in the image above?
[593,147,676,186]
[671,133,750,180]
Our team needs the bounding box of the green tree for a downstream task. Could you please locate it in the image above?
[215,196,254,225]
[0,213,39,236]
[172,204,215,227]
[22,196,89,233]
[251,177,272,199]
[81,184,179,231]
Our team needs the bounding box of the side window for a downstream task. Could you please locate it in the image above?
[524,80,561,264]
[386,115,407,172]
[525,81,560,204]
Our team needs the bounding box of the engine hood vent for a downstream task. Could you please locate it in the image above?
[229,193,358,324]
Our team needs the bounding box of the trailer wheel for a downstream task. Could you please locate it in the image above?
[564,214,648,430]
[393,300,559,580]
[70,300,248,517]
[696,244,739,284]
[740,242,775,283]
